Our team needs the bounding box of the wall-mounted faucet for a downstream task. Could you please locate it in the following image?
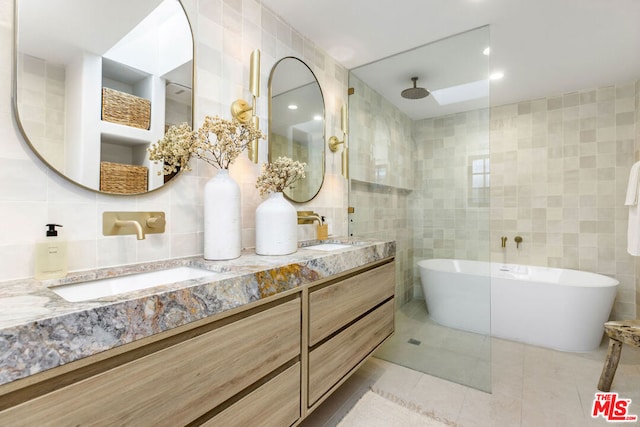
[297,211,328,240]
[501,236,507,248]
[115,219,145,240]
[297,211,322,225]
[103,212,166,240]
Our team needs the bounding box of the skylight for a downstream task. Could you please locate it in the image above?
[430,79,489,106]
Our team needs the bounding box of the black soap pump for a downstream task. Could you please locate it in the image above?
[35,224,68,280]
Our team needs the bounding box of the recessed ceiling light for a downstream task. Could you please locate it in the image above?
[288,104,298,110]
[483,47,490,56]
[313,115,322,121]
[489,71,504,81]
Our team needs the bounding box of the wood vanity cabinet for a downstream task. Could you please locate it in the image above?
[306,260,395,410]
[0,257,395,426]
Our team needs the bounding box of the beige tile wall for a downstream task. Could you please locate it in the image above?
[489,82,637,319]
[410,109,491,296]
[353,76,638,319]
[16,54,66,171]
[348,75,414,305]
[349,76,414,190]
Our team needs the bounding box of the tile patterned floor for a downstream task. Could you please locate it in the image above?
[301,301,640,426]
[375,299,492,392]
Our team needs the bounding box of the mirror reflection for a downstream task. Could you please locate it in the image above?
[14,0,193,194]
[269,57,325,203]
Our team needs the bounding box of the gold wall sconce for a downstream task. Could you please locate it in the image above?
[231,49,261,163]
[328,104,349,178]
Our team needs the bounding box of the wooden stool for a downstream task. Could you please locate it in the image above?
[597,320,640,392]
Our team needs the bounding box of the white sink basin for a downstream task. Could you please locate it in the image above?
[302,243,353,251]
[51,267,219,302]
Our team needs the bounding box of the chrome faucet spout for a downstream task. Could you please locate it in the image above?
[115,219,145,240]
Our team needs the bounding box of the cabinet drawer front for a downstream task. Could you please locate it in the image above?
[309,261,394,346]
[308,300,394,406]
[0,299,301,426]
[205,362,300,427]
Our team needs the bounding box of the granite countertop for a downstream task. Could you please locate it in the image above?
[0,239,395,386]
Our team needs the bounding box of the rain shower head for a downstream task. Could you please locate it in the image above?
[401,77,430,100]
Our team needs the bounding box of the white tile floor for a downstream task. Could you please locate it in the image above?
[301,304,640,426]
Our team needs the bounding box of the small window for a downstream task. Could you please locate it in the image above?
[468,155,490,207]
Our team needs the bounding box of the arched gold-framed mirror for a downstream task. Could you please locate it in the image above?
[13,0,194,195]
[268,57,325,203]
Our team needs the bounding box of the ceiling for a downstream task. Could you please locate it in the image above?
[262,0,640,119]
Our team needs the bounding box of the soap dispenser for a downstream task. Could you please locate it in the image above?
[35,224,68,280]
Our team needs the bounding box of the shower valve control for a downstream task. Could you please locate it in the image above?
[514,236,523,249]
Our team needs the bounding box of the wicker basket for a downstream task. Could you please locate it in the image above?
[101,88,151,130]
[100,161,148,194]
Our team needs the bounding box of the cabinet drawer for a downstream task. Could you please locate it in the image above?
[0,298,301,426]
[309,261,394,346]
[308,299,394,406]
[204,362,300,427]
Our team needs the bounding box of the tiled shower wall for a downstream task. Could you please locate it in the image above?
[0,0,348,281]
[410,109,491,296]
[352,77,638,319]
[348,75,414,305]
[489,82,637,320]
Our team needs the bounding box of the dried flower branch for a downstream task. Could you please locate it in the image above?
[193,116,264,169]
[147,122,194,175]
[256,156,306,196]
[148,116,264,174]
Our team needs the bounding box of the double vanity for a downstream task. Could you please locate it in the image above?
[0,240,395,426]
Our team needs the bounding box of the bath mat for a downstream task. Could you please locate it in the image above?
[337,389,461,427]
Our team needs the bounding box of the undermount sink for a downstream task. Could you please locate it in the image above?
[302,243,353,251]
[50,267,219,302]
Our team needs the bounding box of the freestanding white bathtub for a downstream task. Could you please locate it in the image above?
[418,259,619,352]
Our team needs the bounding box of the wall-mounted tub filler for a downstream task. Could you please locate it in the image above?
[501,236,507,248]
[103,212,166,240]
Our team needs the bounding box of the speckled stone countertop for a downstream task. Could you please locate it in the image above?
[0,239,395,386]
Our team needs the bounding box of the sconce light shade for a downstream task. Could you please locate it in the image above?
[329,103,349,178]
[230,49,262,163]
[250,49,260,98]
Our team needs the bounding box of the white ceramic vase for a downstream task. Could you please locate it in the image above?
[255,192,297,256]
[204,169,241,260]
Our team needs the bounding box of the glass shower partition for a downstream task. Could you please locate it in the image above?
[347,26,492,392]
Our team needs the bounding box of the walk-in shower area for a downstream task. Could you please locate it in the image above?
[347,18,637,395]
[347,26,493,392]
